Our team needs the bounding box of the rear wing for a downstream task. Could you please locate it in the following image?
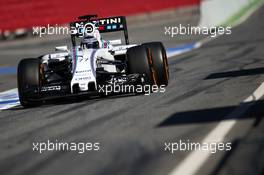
[70,15,129,45]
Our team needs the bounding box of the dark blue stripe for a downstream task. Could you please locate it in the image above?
[90,49,97,77]
[166,43,195,52]
[72,47,78,77]
[0,99,19,105]
[0,67,17,75]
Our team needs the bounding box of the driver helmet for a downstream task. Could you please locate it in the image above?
[81,35,100,49]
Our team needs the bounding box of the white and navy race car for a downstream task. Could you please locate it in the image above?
[17,15,169,107]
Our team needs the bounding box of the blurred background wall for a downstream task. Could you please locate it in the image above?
[0,0,200,31]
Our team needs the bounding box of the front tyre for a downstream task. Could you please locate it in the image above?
[17,58,42,107]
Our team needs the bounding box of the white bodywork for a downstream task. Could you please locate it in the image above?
[41,43,136,92]
[71,48,116,92]
[42,52,69,63]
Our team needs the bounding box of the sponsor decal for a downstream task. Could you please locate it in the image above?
[41,86,61,92]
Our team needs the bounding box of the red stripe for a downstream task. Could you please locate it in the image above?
[0,0,200,31]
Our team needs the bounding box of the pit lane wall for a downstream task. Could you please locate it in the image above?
[0,0,199,31]
[199,0,264,27]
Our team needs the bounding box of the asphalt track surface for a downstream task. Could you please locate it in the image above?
[0,6,264,175]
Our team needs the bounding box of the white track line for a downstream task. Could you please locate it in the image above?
[168,82,264,175]
[0,88,19,110]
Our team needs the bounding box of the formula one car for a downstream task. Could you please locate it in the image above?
[17,15,169,107]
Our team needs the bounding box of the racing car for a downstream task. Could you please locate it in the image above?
[17,15,169,107]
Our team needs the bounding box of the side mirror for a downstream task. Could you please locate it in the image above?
[55,46,69,52]
[109,39,122,45]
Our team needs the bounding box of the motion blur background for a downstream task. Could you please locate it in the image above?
[0,0,199,39]
[0,0,199,30]
[0,0,261,40]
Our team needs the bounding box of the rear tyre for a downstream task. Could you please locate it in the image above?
[17,58,42,107]
[143,42,169,86]
[126,45,155,85]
